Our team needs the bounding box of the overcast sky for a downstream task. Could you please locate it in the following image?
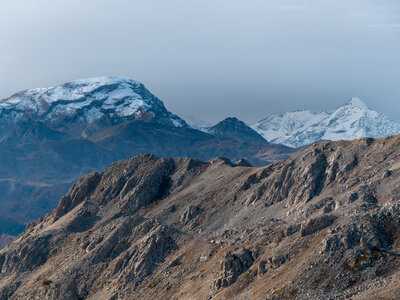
[0,0,399,124]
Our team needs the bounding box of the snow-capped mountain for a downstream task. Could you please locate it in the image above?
[0,76,186,136]
[251,98,400,148]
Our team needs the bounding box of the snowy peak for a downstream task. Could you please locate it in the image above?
[252,98,400,148]
[0,76,187,135]
[0,76,141,113]
[60,76,139,90]
[346,97,367,108]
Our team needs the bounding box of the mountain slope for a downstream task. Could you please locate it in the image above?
[2,135,400,299]
[206,117,268,144]
[252,98,400,147]
[87,120,293,166]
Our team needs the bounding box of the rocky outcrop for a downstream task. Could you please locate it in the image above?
[236,158,253,167]
[214,248,254,289]
[300,215,337,236]
[2,135,400,299]
[180,205,202,225]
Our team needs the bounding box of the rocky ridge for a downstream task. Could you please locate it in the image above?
[1,134,400,299]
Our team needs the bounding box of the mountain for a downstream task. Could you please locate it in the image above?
[86,119,288,165]
[2,135,400,299]
[0,77,297,238]
[206,117,268,144]
[252,97,400,147]
[0,76,187,138]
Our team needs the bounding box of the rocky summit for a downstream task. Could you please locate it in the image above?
[1,133,400,299]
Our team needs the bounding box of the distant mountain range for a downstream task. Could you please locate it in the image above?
[251,97,400,147]
[0,77,295,237]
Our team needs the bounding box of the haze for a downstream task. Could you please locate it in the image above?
[1,0,399,124]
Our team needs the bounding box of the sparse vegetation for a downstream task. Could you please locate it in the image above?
[370,248,383,260]
[290,288,299,297]
[272,286,286,295]
[148,279,157,289]
[343,249,383,273]
[342,258,353,271]
[39,277,52,287]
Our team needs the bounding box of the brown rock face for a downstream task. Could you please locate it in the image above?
[2,136,400,299]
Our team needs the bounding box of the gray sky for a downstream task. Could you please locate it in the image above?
[1,0,399,124]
